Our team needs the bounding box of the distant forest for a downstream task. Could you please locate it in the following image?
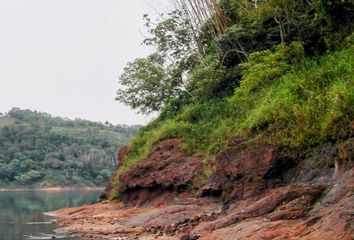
[0,108,140,188]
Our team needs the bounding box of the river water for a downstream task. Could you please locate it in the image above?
[0,189,102,240]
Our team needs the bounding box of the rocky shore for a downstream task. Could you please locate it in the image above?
[48,138,354,240]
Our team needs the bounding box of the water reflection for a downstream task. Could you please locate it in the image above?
[0,189,101,240]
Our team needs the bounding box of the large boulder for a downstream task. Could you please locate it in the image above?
[199,145,295,202]
[119,139,204,206]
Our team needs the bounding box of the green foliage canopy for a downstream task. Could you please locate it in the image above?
[0,108,140,188]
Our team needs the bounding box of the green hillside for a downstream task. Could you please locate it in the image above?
[0,108,140,188]
[112,0,354,195]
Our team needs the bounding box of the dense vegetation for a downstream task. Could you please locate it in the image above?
[113,0,354,191]
[0,108,140,188]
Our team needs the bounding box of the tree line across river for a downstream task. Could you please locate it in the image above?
[0,108,140,188]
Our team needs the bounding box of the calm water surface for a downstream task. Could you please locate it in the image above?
[0,189,102,240]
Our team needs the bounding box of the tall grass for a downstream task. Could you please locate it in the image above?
[118,40,354,175]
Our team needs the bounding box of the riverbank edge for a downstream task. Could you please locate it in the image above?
[0,187,105,192]
[47,138,354,239]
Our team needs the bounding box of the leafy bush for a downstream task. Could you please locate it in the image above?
[15,170,44,184]
[189,55,227,100]
[118,41,354,175]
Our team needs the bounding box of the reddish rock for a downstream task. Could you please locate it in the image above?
[99,174,114,200]
[52,138,353,240]
[268,194,316,221]
[117,146,131,167]
[195,168,353,240]
[199,145,295,201]
[194,184,326,232]
[119,139,204,206]
[100,146,131,200]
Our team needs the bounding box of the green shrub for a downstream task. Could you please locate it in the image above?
[229,42,354,147]
[15,170,44,185]
[122,41,354,173]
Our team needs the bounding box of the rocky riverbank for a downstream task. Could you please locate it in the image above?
[48,138,354,239]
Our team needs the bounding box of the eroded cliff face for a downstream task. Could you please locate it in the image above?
[118,139,204,206]
[51,137,353,240]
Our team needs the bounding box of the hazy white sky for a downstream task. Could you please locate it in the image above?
[0,0,169,125]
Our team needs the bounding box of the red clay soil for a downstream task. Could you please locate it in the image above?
[49,138,354,240]
[118,139,204,206]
